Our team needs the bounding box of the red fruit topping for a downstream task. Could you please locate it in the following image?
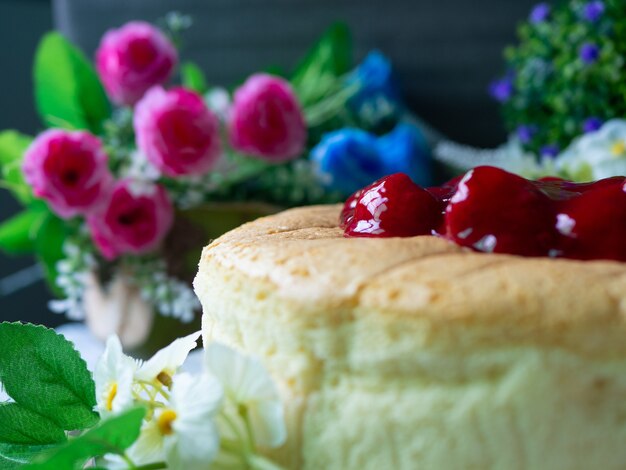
[445,166,557,256]
[344,173,442,237]
[342,167,626,262]
[555,180,626,261]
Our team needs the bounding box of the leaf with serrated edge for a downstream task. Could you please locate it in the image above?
[0,403,66,445]
[26,407,145,470]
[0,323,97,431]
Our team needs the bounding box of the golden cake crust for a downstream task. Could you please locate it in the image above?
[200,204,626,357]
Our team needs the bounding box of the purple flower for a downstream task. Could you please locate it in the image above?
[516,124,538,144]
[529,3,551,24]
[582,117,603,133]
[580,42,600,64]
[582,1,605,22]
[489,76,514,102]
[540,144,560,158]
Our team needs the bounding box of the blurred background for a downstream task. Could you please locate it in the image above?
[0,0,536,326]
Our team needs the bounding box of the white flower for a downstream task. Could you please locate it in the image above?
[556,119,626,181]
[94,336,137,417]
[135,331,202,386]
[127,373,223,470]
[205,343,286,448]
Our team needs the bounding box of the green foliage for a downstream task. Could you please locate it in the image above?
[496,0,626,153]
[0,131,33,204]
[181,61,208,94]
[291,23,352,107]
[0,208,46,254]
[26,408,146,470]
[0,404,67,446]
[0,444,58,469]
[33,212,70,296]
[0,322,98,431]
[34,32,110,133]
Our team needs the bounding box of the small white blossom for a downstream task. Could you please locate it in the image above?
[127,373,223,470]
[205,87,231,120]
[136,331,202,386]
[205,343,286,448]
[556,119,626,181]
[94,336,137,417]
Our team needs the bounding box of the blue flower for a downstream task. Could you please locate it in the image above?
[582,1,604,22]
[582,116,603,133]
[529,3,551,24]
[489,75,514,102]
[347,51,403,127]
[311,124,431,195]
[580,42,600,64]
[376,123,431,187]
[540,144,560,158]
[516,124,538,144]
[311,129,385,195]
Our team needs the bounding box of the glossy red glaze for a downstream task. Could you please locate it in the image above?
[342,166,626,262]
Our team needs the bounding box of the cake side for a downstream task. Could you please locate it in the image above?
[194,205,626,469]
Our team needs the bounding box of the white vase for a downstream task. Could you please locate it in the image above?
[82,272,154,349]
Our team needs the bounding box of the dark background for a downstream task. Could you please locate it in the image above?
[0,0,536,326]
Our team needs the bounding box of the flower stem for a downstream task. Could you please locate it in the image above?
[133,462,168,470]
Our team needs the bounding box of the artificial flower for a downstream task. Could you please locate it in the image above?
[22,129,113,219]
[94,336,137,417]
[488,75,514,102]
[205,343,286,448]
[579,42,600,64]
[529,2,551,23]
[582,117,603,133]
[229,74,307,162]
[311,124,431,195]
[134,86,222,177]
[135,331,202,386]
[87,179,174,260]
[127,373,223,470]
[347,51,403,127]
[556,119,626,181]
[581,1,604,22]
[96,21,177,106]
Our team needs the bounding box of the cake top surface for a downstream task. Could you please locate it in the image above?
[199,204,626,356]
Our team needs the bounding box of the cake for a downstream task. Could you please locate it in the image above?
[194,200,626,469]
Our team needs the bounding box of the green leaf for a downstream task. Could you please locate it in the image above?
[26,408,146,470]
[0,131,33,204]
[0,323,98,431]
[291,23,352,106]
[33,212,68,296]
[0,403,67,445]
[0,443,58,469]
[34,32,110,133]
[0,208,47,255]
[181,61,208,94]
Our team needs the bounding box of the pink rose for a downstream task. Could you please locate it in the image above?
[87,180,174,260]
[23,129,113,219]
[96,21,177,106]
[134,86,222,177]
[229,74,307,162]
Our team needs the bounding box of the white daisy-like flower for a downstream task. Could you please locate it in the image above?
[556,119,626,181]
[127,373,223,470]
[94,336,137,417]
[205,343,287,448]
[135,331,202,387]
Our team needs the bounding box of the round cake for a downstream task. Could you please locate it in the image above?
[194,204,626,469]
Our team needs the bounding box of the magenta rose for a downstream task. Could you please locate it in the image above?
[229,74,307,162]
[22,129,113,219]
[87,180,174,260]
[134,86,222,177]
[96,21,177,106]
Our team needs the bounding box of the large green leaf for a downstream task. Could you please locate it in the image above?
[0,208,47,255]
[0,443,57,470]
[34,32,110,133]
[0,403,66,446]
[0,131,33,204]
[26,408,145,470]
[291,23,352,106]
[0,322,98,431]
